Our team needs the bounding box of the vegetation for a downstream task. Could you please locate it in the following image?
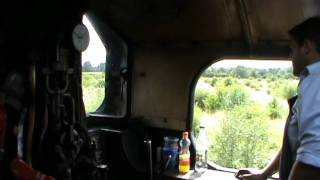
[83,61,106,72]
[210,103,270,168]
[202,66,295,79]
[194,65,298,169]
[82,62,299,169]
[82,62,106,112]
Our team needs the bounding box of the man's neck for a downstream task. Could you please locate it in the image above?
[307,52,320,65]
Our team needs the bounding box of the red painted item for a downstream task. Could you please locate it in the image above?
[11,159,56,180]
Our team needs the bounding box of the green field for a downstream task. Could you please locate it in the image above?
[82,72,105,112]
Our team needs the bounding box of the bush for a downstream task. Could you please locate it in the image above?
[229,85,248,106]
[211,77,218,86]
[97,79,105,88]
[209,103,271,169]
[269,80,297,99]
[205,83,249,112]
[195,88,210,110]
[268,98,284,119]
[224,77,234,86]
[282,83,297,99]
[249,80,261,91]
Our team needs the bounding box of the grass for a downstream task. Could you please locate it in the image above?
[82,72,105,112]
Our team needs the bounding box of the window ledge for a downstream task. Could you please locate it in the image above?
[163,169,236,180]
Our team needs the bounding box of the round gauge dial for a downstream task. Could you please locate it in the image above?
[72,23,90,52]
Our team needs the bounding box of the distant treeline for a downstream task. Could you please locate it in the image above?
[203,66,295,79]
[82,61,106,72]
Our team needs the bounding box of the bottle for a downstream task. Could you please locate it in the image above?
[195,126,209,173]
[179,131,191,174]
[162,136,179,170]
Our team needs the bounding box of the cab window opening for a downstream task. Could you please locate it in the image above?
[81,13,128,117]
[81,15,106,113]
[192,59,298,174]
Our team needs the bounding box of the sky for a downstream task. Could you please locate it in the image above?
[211,59,292,69]
[81,15,106,67]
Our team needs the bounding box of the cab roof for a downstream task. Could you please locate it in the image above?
[88,0,320,53]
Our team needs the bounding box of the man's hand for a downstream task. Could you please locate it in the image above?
[234,169,267,180]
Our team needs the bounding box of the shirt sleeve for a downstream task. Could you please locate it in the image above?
[296,77,320,168]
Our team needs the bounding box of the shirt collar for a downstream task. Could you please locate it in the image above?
[299,61,320,80]
[304,61,320,75]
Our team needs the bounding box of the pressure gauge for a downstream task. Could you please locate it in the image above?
[72,23,90,52]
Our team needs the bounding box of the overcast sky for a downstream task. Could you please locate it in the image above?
[81,15,106,67]
[211,59,292,69]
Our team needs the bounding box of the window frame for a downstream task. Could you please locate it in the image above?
[189,58,295,174]
[83,12,130,120]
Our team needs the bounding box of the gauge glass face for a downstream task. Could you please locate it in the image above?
[72,24,90,52]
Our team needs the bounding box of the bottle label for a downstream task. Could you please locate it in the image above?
[179,154,190,166]
[179,154,190,173]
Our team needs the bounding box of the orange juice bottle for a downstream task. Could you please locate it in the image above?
[179,131,191,173]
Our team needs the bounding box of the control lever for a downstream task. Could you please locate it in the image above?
[144,138,153,180]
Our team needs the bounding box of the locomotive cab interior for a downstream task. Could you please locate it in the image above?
[0,0,319,179]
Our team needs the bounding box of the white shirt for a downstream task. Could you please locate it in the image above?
[288,61,320,167]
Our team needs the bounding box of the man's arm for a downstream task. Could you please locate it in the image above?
[260,149,281,178]
[288,161,320,180]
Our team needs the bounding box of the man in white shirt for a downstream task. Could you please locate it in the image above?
[285,15,320,180]
[235,16,320,180]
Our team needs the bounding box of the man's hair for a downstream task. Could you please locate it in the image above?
[289,16,320,52]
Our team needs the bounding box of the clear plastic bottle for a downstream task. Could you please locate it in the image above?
[179,131,191,174]
[195,126,208,173]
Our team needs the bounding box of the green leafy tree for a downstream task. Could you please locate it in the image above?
[83,61,93,72]
[233,66,250,78]
[97,63,106,72]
